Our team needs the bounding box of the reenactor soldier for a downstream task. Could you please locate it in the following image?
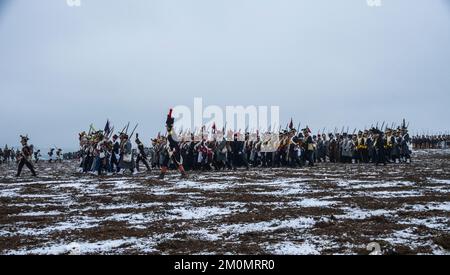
[16,135,37,177]
[357,131,369,163]
[135,133,151,172]
[33,149,41,163]
[48,148,55,163]
[159,109,188,179]
[302,127,315,166]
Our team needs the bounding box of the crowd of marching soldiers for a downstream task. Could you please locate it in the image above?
[10,113,449,178]
[151,125,414,171]
[411,135,450,149]
[75,118,419,180]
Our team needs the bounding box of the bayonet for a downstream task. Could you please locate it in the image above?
[129,124,139,139]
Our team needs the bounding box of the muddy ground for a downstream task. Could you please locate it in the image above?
[0,150,449,255]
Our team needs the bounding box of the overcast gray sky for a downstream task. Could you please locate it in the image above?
[1,0,449,150]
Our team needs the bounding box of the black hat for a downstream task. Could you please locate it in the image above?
[20,135,29,143]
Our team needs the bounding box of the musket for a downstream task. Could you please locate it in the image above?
[88,124,94,135]
[119,123,128,135]
[380,121,385,131]
[129,123,139,139]
[107,126,115,139]
[375,122,379,129]
[125,122,130,134]
[346,126,349,134]
[297,122,301,133]
[352,128,356,135]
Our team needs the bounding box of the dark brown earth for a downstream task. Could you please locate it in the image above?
[0,149,449,255]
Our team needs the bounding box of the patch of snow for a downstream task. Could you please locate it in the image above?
[185,228,222,241]
[410,202,450,212]
[222,217,316,235]
[169,206,232,220]
[266,241,319,255]
[336,207,394,220]
[6,239,135,255]
[290,198,336,207]
[17,211,62,216]
[430,179,450,185]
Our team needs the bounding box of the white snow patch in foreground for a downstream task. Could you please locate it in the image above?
[186,228,222,241]
[222,217,316,235]
[169,206,233,220]
[266,241,319,255]
[174,180,230,190]
[410,202,450,212]
[17,211,62,216]
[290,198,336,207]
[430,179,450,185]
[6,239,135,255]
[337,207,394,220]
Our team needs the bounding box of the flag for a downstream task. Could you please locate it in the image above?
[104,120,110,136]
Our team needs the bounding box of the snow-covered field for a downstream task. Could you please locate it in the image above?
[1,150,449,255]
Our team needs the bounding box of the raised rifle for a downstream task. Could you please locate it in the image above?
[119,123,128,135]
[107,126,115,139]
[129,124,139,139]
[125,122,130,134]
